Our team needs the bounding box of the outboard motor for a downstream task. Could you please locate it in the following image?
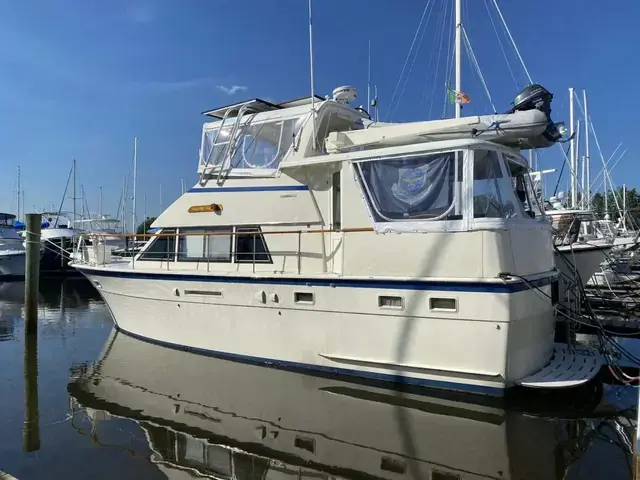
[507,84,565,144]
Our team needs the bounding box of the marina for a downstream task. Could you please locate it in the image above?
[0,0,639,478]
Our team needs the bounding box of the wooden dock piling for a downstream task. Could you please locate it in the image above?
[23,213,41,452]
[23,333,40,452]
[24,213,41,334]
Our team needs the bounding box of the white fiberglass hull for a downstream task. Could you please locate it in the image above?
[0,250,25,278]
[67,329,573,480]
[554,243,611,297]
[74,265,560,397]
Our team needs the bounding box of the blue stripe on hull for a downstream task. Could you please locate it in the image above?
[76,266,556,294]
[117,327,505,397]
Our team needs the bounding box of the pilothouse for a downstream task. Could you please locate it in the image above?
[71,83,601,396]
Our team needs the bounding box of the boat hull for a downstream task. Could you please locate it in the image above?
[0,251,25,278]
[555,243,611,300]
[75,266,558,396]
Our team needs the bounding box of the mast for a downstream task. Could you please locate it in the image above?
[132,136,138,235]
[583,90,590,210]
[99,186,103,218]
[568,88,577,208]
[454,0,462,119]
[16,166,21,221]
[73,158,77,226]
[623,184,627,231]
[159,183,163,215]
[122,176,127,233]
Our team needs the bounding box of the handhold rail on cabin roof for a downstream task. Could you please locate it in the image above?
[75,226,374,240]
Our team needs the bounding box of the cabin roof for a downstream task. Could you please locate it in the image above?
[201,95,326,120]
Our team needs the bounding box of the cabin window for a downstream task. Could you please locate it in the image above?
[356,151,459,221]
[472,150,517,218]
[178,227,232,262]
[504,153,545,219]
[200,116,305,172]
[138,229,176,261]
[235,227,272,263]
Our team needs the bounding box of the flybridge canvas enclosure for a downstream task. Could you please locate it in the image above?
[352,144,546,234]
[198,101,370,177]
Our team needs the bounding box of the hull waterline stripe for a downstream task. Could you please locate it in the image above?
[188,185,309,193]
[116,327,504,397]
[75,267,556,294]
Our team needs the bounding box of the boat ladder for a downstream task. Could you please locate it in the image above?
[199,99,278,186]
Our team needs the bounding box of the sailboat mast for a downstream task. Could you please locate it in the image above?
[16,166,21,221]
[454,0,462,119]
[132,136,138,235]
[122,176,127,233]
[568,88,577,208]
[583,90,590,210]
[73,158,77,226]
[99,186,103,218]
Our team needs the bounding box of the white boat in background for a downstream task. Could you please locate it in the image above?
[71,80,603,396]
[68,330,617,480]
[74,217,126,250]
[0,213,26,279]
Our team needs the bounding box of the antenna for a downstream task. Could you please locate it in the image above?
[454,0,462,119]
[308,0,315,112]
[367,40,371,112]
[307,0,318,152]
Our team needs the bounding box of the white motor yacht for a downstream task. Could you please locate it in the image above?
[0,213,26,279]
[71,84,602,396]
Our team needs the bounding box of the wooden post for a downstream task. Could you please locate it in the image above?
[23,332,40,452]
[24,213,41,334]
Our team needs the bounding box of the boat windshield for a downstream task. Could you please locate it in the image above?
[503,153,545,219]
[200,115,306,172]
[0,214,15,227]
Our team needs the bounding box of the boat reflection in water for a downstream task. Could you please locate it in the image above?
[68,330,634,480]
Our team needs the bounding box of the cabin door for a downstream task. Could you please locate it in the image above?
[330,171,343,274]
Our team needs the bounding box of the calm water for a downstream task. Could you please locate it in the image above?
[0,278,637,479]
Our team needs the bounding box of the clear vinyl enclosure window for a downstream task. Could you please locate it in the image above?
[472,150,518,218]
[503,153,545,219]
[200,116,305,172]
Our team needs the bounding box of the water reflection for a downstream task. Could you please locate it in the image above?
[68,330,636,479]
[0,278,105,341]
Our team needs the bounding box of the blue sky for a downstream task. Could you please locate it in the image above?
[0,0,638,226]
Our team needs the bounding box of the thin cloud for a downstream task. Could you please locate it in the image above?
[128,77,217,93]
[126,5,154,24]
[216,85,248,96]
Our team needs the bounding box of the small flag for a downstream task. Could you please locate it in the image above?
[447,88,471,105]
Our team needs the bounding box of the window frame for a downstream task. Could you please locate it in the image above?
[177,227,233,263]
[234,226,273,264]
[137,229,177,262]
